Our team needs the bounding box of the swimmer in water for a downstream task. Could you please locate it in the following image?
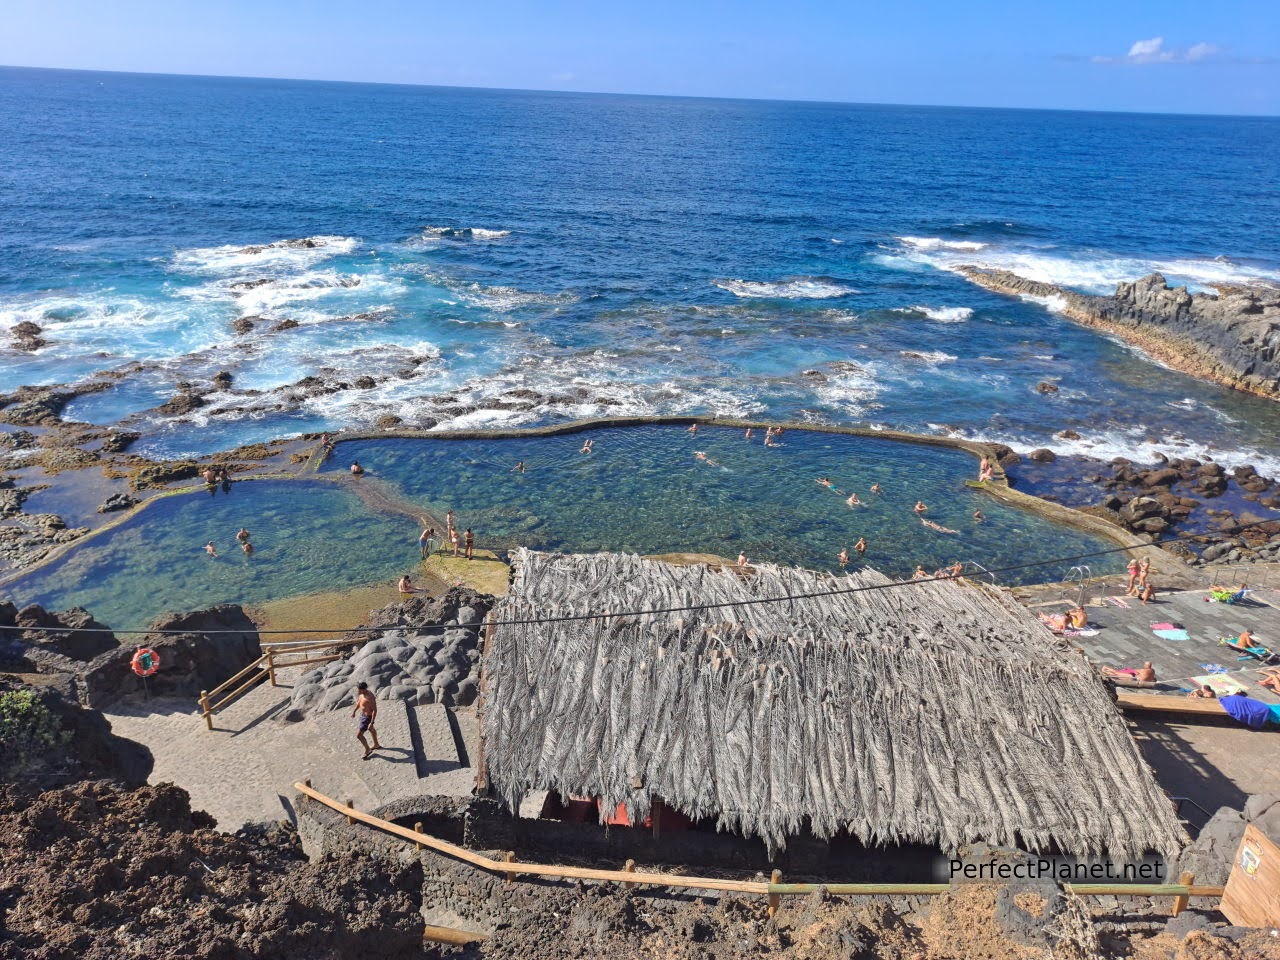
[846,492,862,507]
[854,537,866,554]
[816,477,833,488]
[839,547,849,567]
[580,438,593,454]
[513,461,526,473]
[973,510,985,522]
[694,451,720,466]
[870,483,882,495]
[913,501,927,514]
[688,423,698,435]
[236,527,250,543]
[744,427,753,440]
[205,541,217,557]
[350,462,364,476]
[241,540,254,556]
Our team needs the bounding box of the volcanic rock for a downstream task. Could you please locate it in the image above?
[11,320,47,351]
[97,492,138,513]
[1027,448,1056,463]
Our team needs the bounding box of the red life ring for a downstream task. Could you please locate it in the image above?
[131,648,160,677]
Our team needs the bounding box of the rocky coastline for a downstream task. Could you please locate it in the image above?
[957,268,1280,400]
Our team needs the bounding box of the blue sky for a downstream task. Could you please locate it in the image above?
[3,0,1277,114]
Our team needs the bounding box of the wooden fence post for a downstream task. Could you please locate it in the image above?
[1171,871,1195,916]
[504,851,516,884]
[199,690,212,730]
[345,799,355,825]
[267,652,277,687]
[768,869,782,918]
[623,859,636,890]
[414,823,425,851]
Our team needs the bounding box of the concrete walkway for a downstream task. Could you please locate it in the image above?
[104,666,479,830]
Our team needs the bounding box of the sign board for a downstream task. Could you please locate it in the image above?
[1222,824,1280,928]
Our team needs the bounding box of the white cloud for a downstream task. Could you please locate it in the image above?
[1091,37,1226,65]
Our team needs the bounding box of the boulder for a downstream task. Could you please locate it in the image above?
[1138,467,1180,488]
[1034,381,1059,394]
[13,604,117,662]
[1027,448,1056,463]
[97,492,138,513]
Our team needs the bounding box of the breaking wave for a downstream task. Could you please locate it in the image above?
[713,277,860,299]
[907,305,973,322]
[170,236,359,273]
[420,226,511,240]
[897,236,988,252]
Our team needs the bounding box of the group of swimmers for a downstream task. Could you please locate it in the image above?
[201,465,233,495]
[204,526,256,558]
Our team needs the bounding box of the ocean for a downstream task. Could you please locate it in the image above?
[3,65,1279,470]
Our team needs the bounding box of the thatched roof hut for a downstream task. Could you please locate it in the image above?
[483,550,1186,859]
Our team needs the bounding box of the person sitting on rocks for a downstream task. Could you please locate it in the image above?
[1140,579,1157,604]
[977,457,994,482]
[398,575,420,594]
[1102,661,1156,683]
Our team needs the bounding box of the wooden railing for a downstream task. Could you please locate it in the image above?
[293,781,1223,915]
[199,637,367,730]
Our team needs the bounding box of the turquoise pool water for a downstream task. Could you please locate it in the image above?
[328,425,1123,583]
[4,480,414,630]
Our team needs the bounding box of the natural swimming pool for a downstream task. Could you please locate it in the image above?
[5,480,413,630]
[328,424,1123,583]
[3,425,1124,631]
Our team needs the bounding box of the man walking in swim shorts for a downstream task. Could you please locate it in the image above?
[352,682,381,759]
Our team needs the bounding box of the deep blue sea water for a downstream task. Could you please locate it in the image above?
[3,66,1280,471]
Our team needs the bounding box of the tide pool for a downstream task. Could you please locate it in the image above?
[3,481,417,630]
[327,425,1123,584]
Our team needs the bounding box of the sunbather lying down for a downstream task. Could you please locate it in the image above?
[1038,607,1088,633]
[1209,584,1250,604]
[1259,667,1280,694]
[1102,662,1156,683]
[1188,684,1280,731]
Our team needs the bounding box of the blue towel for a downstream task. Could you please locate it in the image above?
[1153,628,1190,641]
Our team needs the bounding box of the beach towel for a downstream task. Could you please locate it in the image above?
[1190,673,1249,696]
[1106,596,1131,608]
[1153,628,1191,641]
[1151,622,1178,630]
[1061,628,1100,638]
[1199,663,1228,674]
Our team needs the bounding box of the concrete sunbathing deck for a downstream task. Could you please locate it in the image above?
[104,666,479,830]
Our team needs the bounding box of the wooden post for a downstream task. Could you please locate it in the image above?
[199,690,212,730]
[1171,871,1195,917]
[504,851,516,884]
[267,651,277,687]
[346,799,355,825]
[623,859,636,890]
[768,869,782,918]
[414,822,425,851]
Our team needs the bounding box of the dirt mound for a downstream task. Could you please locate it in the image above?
[0,779,425,959]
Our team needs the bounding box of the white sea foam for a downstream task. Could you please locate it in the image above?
[907,305,973,322]
[419,226,511,240]
[171,236,359,274]
[897,236,988,252]
[898,349,958,364]
[713,277,860,299]
[890,237,1280,295]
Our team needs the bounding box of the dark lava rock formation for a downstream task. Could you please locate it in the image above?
[959,268,1280,399]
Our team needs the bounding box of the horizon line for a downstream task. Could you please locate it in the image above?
[2,61,1277,121]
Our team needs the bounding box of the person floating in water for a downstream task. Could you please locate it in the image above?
[972,510,985,522]
[846,492,862,507]
[687,423,698,435]
[838,547,849,567]
[816,477,833,489]
[204,541,217,557]
[870,483,882,495]
[694,451,720,466]
[236,527,250,544]
[350,461,364,476]
[241,540,254,556]
[764,426,779,447]
[921,518,959,534]
[464,527,475,560]
[580,438,593,454]
[913,500,928,514]
[513,461,526,473]
[854,537,867,555]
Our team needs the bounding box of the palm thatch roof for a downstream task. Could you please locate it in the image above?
[483,549,1186,859]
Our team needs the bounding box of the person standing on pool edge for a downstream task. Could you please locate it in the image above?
[464,527,475,560]
[352,682,381,760]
